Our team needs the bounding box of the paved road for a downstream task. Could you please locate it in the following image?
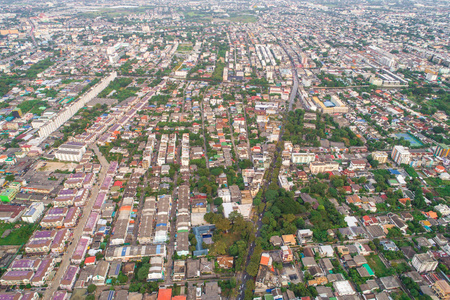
[237,116,290,300]
[200,101,210,169]
[164,142,181,286]
[227,110,242,173]
[237,40,298,299]
[43,144,109,300]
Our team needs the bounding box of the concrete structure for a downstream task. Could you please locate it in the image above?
[434,144,450,158]
[291,152,316,164]
[412,253,438,273]
[55,142,87,162]
[391,146,411,165]
[22,202,45,223]
[309,161,339,174]
[38,72,117,140]
[433,280,450,300]
[372,151,388,164]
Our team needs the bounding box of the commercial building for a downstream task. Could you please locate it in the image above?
[105,245,166,262]
[0,188,19,202]
[309,161,340,174]
[22,202,45,223]
[312,95,348,114]
[55,142,87,162]
[138,197,156,244]
[391,145,411,165]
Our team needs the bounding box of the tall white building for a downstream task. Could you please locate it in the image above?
[412,253,438,273]
[391,145,411,165]
[38,72,117,140]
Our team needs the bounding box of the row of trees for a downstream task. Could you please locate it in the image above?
[204,212,255,272]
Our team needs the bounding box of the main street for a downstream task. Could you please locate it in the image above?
[237,40,297,299]
[43,145,109,300]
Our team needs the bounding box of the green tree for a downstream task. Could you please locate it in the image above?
[136,263,150,281]
[87,284,97,293]
[118,272,128,284]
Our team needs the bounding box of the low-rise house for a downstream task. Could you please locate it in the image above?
[200,258,214,275]
[297,229,313,245]
[281,246,293,262]
[270,236,283,247]
[217,256,233,269]
[92,261,109,286]
[302,257,318,268]
[319,245,334,257]
[173,260,186,282]
[186,259,200,279]
[0,270,34,286]
[435,204,450,216]
[31,258,54,287]
[282,234,296,246]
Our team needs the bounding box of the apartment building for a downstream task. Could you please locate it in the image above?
[433,280,450,300]
[372,151,388,164]
[412,253,438,273]
[434,144,450,158]
[391,145,411,165]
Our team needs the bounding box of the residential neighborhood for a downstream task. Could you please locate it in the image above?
[0,0,449,300]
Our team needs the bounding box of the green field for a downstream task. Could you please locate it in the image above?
[0,223,35,245]
[229,14,257,23]
[79,6,153,18]
[184,11,212,22]
[177,44,193,52]
[366,254,390,277]
[184,11,257,23]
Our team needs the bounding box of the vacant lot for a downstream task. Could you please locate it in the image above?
[35,161,77,173]
[366,254,389,277]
